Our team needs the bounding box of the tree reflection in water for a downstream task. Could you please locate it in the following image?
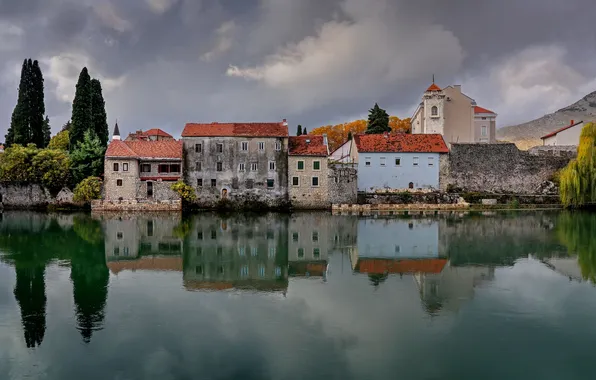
[557,212,596,284]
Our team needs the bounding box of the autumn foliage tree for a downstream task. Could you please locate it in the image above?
[310,116,411,152]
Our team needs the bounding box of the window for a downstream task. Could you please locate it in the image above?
[413,157,419,166]
[251,163,258,171]
[395,158,401,166]
[258,142,265,151]
[267,230,274,240]
[428,157,434,166]
[482,117,487,120]
[251,247,258,256]
[269,161,276,171]
[431,106,438,116]
[123,247,129,255]
[275,267,282,277]
[197,231,203,240]
[312,177,319,187]
[365,157,371,167]
[239,246,245,256]
[298,248,304,258]
[292,177,299,186]
[313,161,321,170]
[269,246,276,257]
[116,179,123,186]
[195,143,202,153]
[196,162,202,171]
[267,179,274,188]
[292,232,299,242]
[218,266,224,275]
[241,141,248,151]
[141,164,151,173]
[297,161,304,170]
[380,157,386,167]
[258,265,266,277]
[313,248,320,258]
[147,221,154,236]
[211,230,217,239]
[197,178,203,187]
[246,179,254,189]
[211,179,217,187]
[239,163,245,172]
[196,247,202,256]
[395,245,401,253]
[170,164,181,173]
[158,164,180,173]
[113,247,120,255]
[123,163,129,172]
[241,265,249,277]
[275,141,282,151]
[196,266,203,275]
[481,125,488,137]
[312,231,318,242]
[216,143,223,153]
[113,163,119,172]
[117,232,123,239]
[217,162,223,172]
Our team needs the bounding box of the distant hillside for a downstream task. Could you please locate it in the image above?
[497,91,596,149]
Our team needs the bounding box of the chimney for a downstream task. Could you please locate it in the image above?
[112,121,121,141]
[282,118,288,126]
[322,134,328,147]
[570,120,574,125]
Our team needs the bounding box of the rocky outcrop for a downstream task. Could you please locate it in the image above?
[0,184,78,209]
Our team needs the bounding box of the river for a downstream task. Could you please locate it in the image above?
[0,210,595,379]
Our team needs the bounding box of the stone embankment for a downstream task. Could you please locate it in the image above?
[91,199,182,212]
[0,183,79,210]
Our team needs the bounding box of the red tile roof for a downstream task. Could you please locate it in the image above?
[145,128,173,137]
[105,140,183,159]
[288,135,328,156]
[541,120,583,140]
[354,133,449,153]
[474,106,496,115]
[357,259,448,274]
[182,122,289,137]
[426,83,442,92]
[127,129,173,140]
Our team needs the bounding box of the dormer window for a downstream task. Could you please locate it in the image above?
[431,106,438,117]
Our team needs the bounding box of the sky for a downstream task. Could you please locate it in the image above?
[1,0,596,140]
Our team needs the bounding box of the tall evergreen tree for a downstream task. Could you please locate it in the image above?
[70,68,93,148]
[303,127,308,135]
[365,103,391,134]
[42,116,51,147]
[6,59,32,146]
[90,79,108,146]
[29,60,46,148]
[347,131,353,141]
[297,125,303,136]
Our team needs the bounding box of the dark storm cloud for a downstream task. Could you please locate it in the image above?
[1,0,596,140]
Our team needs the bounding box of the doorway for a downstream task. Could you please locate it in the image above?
[221,188,228,199]
[147,182,153,198]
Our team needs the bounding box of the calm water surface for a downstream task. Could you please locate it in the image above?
[1,210,595,380]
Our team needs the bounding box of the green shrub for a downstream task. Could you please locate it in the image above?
[48,130,70,151]
[397,191,413,204]
[171,181,196,202]
[73,176,102,202]
[31,149,71,192]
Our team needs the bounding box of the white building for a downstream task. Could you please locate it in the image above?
[329,140,353,163]
[541,120,584,146]
[350,133,449,192]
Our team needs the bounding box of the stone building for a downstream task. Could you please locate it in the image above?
[181,121,289,208]
[126,128,174,141]
[411,83,497,144]
[103,124,183,203]
[288,135,330,209]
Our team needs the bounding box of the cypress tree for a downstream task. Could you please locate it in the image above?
[42,116,51,147]
[70,68,93,148]
[365,103,391,134]
[297,125,303,136]
[29,60,46,148]
[347,131,353,141]
[6,59,32,146]
[303,127,308,135]
[90,79,108,146]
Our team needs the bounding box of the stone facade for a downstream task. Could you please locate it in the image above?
[183,136,289,208]
[328,163,357,205]
[0,184,76,209]
[441,143,571,194]
[288,155,328,209]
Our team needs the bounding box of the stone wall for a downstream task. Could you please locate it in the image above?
[328,163,357,205]
[0,183,75,209]
[91,199,182,212]
[441,143,571,194]
[358,191,462,205]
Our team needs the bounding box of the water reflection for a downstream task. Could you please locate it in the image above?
[1,210,596,352]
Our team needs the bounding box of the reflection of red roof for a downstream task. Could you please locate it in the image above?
[182,122,289,137]
[107,256,182,275]
[426,83,442,92]
[289,135,328,156]
[356,259,448,274]
[541,120,583,140]
[289,261,328,276]
[183,280,288,292]
[354,133,448,153]
[106,140,183,159]
[474,106,496,115]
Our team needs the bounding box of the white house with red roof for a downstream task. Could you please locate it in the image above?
[541,120,584,146]
[103,123,183,203]
[352,133,449,192]
[411,83,497,144]
[181,120,289,207]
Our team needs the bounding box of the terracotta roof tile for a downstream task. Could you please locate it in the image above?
[541,120,584,140]
[145,128,173,137]
[182,122,289,137]
[426,83,442,92]
[474,106,496,114]
[354,133,448,153]
[106,140,183,159]
[288,135,328,156]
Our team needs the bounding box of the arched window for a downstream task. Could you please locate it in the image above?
[431,106,438,116]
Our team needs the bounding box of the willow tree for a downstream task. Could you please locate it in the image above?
[559,122,596,207]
